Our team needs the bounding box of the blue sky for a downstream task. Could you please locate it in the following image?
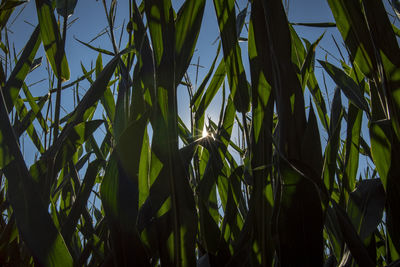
[5,0,383,175]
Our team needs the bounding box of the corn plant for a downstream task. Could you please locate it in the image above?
[0,0,399,266]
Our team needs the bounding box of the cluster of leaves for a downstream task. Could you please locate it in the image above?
[0,0,399,266]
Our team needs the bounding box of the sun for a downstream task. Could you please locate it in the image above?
[202,126,208,138]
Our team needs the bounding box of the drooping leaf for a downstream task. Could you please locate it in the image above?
[44,53,120,160]
[61,159,104,244]
[2,26,41,113]
[258,1,323,264]
[0,89,73,267]
[319,60,369,113]
[35,0,70,81]
[300,33,324,90]
[174,0,206,86]
[333,202,375,267]
[246,2,275,264]
[347,179,385,240]
[144,1,198,265]
[0,0,27,30]
[74,37,115,56]
[213,0,250,113]
[327,0,376,78]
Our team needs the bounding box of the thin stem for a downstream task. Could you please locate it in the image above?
[102,0,119,55]
[53,13,68,142]
[241,111,251,156]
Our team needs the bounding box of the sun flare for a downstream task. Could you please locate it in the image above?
[202,126,208,138]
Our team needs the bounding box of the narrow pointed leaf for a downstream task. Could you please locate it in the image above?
[174,0,206,85]
[347,179,385,240]
[213,0,250,113]
[0,90,72,266]
[35,0,70,81]
[319,60,369,113]
[3,26,41,113]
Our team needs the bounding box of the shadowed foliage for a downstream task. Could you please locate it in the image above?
[0,0,399,266]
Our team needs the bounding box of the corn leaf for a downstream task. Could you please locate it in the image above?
[174,0,206,86]
[0,0,26,30]
[145,1,197,265]
[333,202,375,267]
[323,87,342,196]
[35,0,70,81]
[319,60,369,113]
[61,159,104,244]
[14,96,46,153]
[327,0,376,78]
[0,89,73,266]
[191,44,221,109]
[2,26,41,113]
[343,103,363,195]
[213,0,250,113]
[246,3,275,264]
[259,0,323,264]
[101,117,150,266]
[347,179,385,240]
[45,54,120,160]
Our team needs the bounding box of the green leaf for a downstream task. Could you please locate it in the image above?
[301,104,323,178]
[343,102,363,195]
[49,68,95,94]
[289,26,329,130]
[145,1,198,265]
[74,37,115,56]
[325,206,345,262]
[0,0,27,11]
[194,60,226,136]
[333,202,375,267]
[14,96,46,153]
[327,0,376,77]
[29,120,102,204]
[35,0,70,81]
[213,0,250,113]
[369,120,391,191]
[260,0,307,157]
[2,26,41,113]
[22,83,48,132]
[0,89,73,266]
[247,3,275,263]
[113,60,131,140]
[236,7,247,37]
[300,33,324,90]
[277,162,324,266]
[197,98,235,262]
[45,54,120,160]
[361,0,400,139]
[174,0,206,86]
[0,0,27,30]
[61,159,104,244]
[101,142,150,266]
[191,44,221,109]
[323,87,342,195]
[347,179,385,240]
[290,22,336,27]
[319,60,369,113]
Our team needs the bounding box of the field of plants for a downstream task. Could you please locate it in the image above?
[1,0,400,266]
